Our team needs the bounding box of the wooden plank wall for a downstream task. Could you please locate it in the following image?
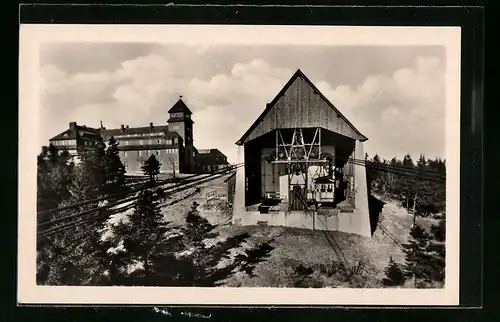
[245,76,361,143]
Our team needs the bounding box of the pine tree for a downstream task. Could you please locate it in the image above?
[178,202,218,283]
[141,154,161,184]
[402,224,445,287]
[40,145,109,286]
[104,136,126,197]
[86,144,107,198]
[431,219,446,242]
[121,154,166,282]
[37,146,74,214]
[382,256,406,286]
[125,188,165,279]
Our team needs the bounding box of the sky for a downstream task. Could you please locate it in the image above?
[39,43,446,164]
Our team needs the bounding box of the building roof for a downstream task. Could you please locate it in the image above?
[168,98,193,115]
[100,124,181,140]
[198,148,223,155]
[50,123,101,141]
[236,69,368,145]
[195,149,229,166]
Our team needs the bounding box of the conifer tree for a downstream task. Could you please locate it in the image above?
[37,146,74,214]
[141,154,161,184]
[431,219,446,242]
[402,224,444,287]
[86,144,107,198]
[121,154,166,281]
[382,256,406,287]
[42,145,108,285]
[104,136,126,197]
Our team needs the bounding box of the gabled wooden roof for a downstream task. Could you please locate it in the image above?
[236,69,368,145]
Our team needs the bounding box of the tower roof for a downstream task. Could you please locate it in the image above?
[168,98,193,115]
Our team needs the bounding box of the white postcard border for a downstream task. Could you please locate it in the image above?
[18,24,461,306]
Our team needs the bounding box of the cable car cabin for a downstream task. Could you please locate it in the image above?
[314,176,335,203]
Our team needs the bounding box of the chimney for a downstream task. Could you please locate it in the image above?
[41,146,48,155]
[150,122,154,129]
[126,125,129,129]
[121,124,125,132]
[69,122,77,130]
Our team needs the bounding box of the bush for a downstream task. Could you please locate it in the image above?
[383,256,406,286]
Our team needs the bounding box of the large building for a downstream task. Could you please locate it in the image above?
[196,149,230,173]
[232,69,371,237]
[45,98,230,175]
[100,98,197,174]
[48,122,104,154]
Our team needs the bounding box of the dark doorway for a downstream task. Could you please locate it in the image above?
[244,141,262,207]
[290,185,306,211]
[368,195,385,236]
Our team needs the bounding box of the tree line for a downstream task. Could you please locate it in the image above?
[363,153,446,288]
[365,153,446,218]
[37,137,126,216]
[36,139,273,286]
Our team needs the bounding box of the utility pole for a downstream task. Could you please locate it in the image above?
[412,192,418,228]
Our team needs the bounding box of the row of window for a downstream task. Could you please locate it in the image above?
[114,132,164,139]
[171,112,190,119]
[120,149,179,157]
[118,138,177,145]
[52,139,76,146]
[83,140,98,146]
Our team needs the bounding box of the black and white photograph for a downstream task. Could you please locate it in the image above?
[19,25,460,306]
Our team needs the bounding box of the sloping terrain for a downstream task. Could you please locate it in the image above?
[192,193,440,288]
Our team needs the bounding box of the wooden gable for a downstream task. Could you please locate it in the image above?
[236,70,367,145]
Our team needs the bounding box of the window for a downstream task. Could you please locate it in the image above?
[124,151,128,157]
[193,151,195,157]
[157,139,160,144]
[139,151,142,157]
[156,150,159,155]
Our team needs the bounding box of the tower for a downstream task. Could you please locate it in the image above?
[167,96,194,147]
[167,96,195,172]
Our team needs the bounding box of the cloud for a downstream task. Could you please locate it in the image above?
[39,56,293,162]
[39,49,446,164]
[318,55,446,159]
